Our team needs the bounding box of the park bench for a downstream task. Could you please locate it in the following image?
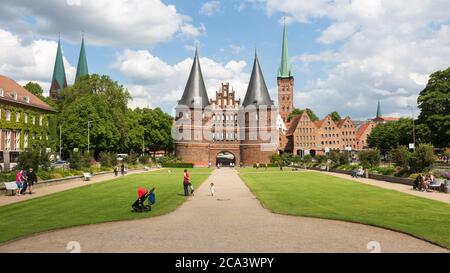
[429,179,444,191]
[83,172,93,181]
[4,182,18,196]
[320,166,327,171]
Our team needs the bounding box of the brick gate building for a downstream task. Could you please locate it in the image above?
[174,50,278,167]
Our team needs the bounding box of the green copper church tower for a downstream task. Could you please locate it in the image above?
[49,39,67,99]
[277,22,294,124]
[376,100,382,118]
[75,36,89,82]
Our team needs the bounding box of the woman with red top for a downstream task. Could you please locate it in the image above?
[183,169,189,196]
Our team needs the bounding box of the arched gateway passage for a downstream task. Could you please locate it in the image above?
[216,151,236,167]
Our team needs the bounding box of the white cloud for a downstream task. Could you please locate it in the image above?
[230,44,245,55]
[114,49,250,111]
[253,0,450,119]
[0,29,76,95]
[200,1,221,16]
[0,0,204,47]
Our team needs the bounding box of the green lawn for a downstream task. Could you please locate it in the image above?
[239,168,450,249]
[0,168,211,243]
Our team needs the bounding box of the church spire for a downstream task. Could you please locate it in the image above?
[178,48,210,108]
[49,38,67,99]
[243,50,274,107]
[278,20,293,78]
[376,100,382,118]
[75,34,89,82]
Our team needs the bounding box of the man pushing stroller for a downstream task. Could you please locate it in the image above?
[131,186,156,213]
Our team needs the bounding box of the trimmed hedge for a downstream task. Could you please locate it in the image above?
[161,162,194,168]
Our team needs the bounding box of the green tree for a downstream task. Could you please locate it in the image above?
[358,150,381,169]
[136,108,174,154]
[367,118,423,152]
[391,146,411,169]
[329,111,341,122]
[410,144,435,172]
[417,67,450,148]
[23,82,44,98]
[287,108,319,122]
[59,75,129,156]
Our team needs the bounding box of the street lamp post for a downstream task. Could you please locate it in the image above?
[59,126,62,160]
[408,104,416,151]
[87,121,92,153]
[142,135,145,156]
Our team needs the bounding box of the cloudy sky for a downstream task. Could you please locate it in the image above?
[0,0,449,119]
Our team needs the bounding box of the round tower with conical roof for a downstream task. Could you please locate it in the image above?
[239,51,278,166]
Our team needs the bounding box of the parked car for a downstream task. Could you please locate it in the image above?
[52,160,68,169]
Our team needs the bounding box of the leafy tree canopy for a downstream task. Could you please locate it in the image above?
[367,118,428,151]
[23,82,43,98]
[287,108,319,122]
[329,111,341,122]
[417,67,450,148]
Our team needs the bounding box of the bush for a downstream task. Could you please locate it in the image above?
[369,166,396,176]
[302,154,313,163]
[270,153,281,164]
[0,172,19,182]
[161,162,194,168]
[358,149,381,169]
[391,146,411,169]
[336,164,360,171]
[329,150,349,167]
[410,144,435,172]
[37,171,51,181]
[139,154,151,165]
[315,155,327,164]
[17,149,51,172]
[125,153,139,166]
[157,155,180,164]
[99,151,117,168]
[69,151,92,170]
[281,153,294,166]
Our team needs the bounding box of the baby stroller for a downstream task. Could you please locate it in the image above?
[131,187,155,213]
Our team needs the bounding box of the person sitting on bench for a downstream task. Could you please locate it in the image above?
[352,167,364,178]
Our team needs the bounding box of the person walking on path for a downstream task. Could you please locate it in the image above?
[15,170,24,196]
[26,167,37,194]
[121,163,125,176]
[114,166,119,177]
[183,169,190,197]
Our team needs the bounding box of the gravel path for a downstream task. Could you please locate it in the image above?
[0,168,446,253]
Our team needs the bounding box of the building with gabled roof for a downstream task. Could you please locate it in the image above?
[0,75,56,171]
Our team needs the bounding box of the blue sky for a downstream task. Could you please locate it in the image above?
[0,0,449,120]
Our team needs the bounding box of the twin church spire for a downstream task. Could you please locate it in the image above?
[49,34,89,99]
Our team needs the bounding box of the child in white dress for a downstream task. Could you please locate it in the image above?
[210,182,215,196]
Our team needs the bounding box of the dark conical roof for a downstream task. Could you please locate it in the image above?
[178,49,210,108]
[243,52,274,107]
[75,35,89,82]
[49,39,67,96]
